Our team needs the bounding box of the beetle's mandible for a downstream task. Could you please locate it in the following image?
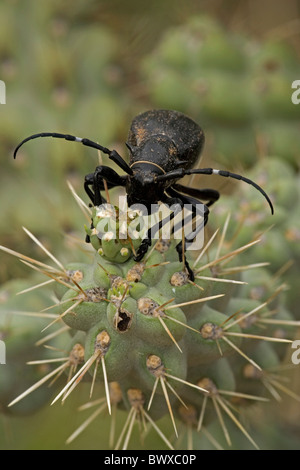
[13,109,274,280]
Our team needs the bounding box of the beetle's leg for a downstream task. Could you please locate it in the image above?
[173,204,209,281]
[84,165,127,206]
[172,183,219,207]
[133,197,183,263]
[84,166,127,243]
[166,188,209,281]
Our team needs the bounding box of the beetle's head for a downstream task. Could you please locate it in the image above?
[126,170,163,210]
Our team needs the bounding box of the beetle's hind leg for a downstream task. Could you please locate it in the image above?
[173,205,209,282]
[166,188,210,281]
[172,183,219,207]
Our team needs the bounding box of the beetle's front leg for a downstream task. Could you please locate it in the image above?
[84,166,127,243]
[84,165,127,206]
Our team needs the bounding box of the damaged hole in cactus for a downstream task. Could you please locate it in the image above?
[113,308,133,332]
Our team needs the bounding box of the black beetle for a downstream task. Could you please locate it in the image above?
[13,109,274,280]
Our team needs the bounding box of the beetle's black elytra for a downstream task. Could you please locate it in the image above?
[13,109,274,280]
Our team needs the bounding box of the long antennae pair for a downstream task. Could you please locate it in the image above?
[13,132,274,214]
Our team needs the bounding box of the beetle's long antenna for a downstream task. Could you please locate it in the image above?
[13,132,133,175]
[157,167,274,214]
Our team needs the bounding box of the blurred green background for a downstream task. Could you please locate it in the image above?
[0,0,299,450]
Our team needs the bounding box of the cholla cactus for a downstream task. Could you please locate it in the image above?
[1,170,299,450]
